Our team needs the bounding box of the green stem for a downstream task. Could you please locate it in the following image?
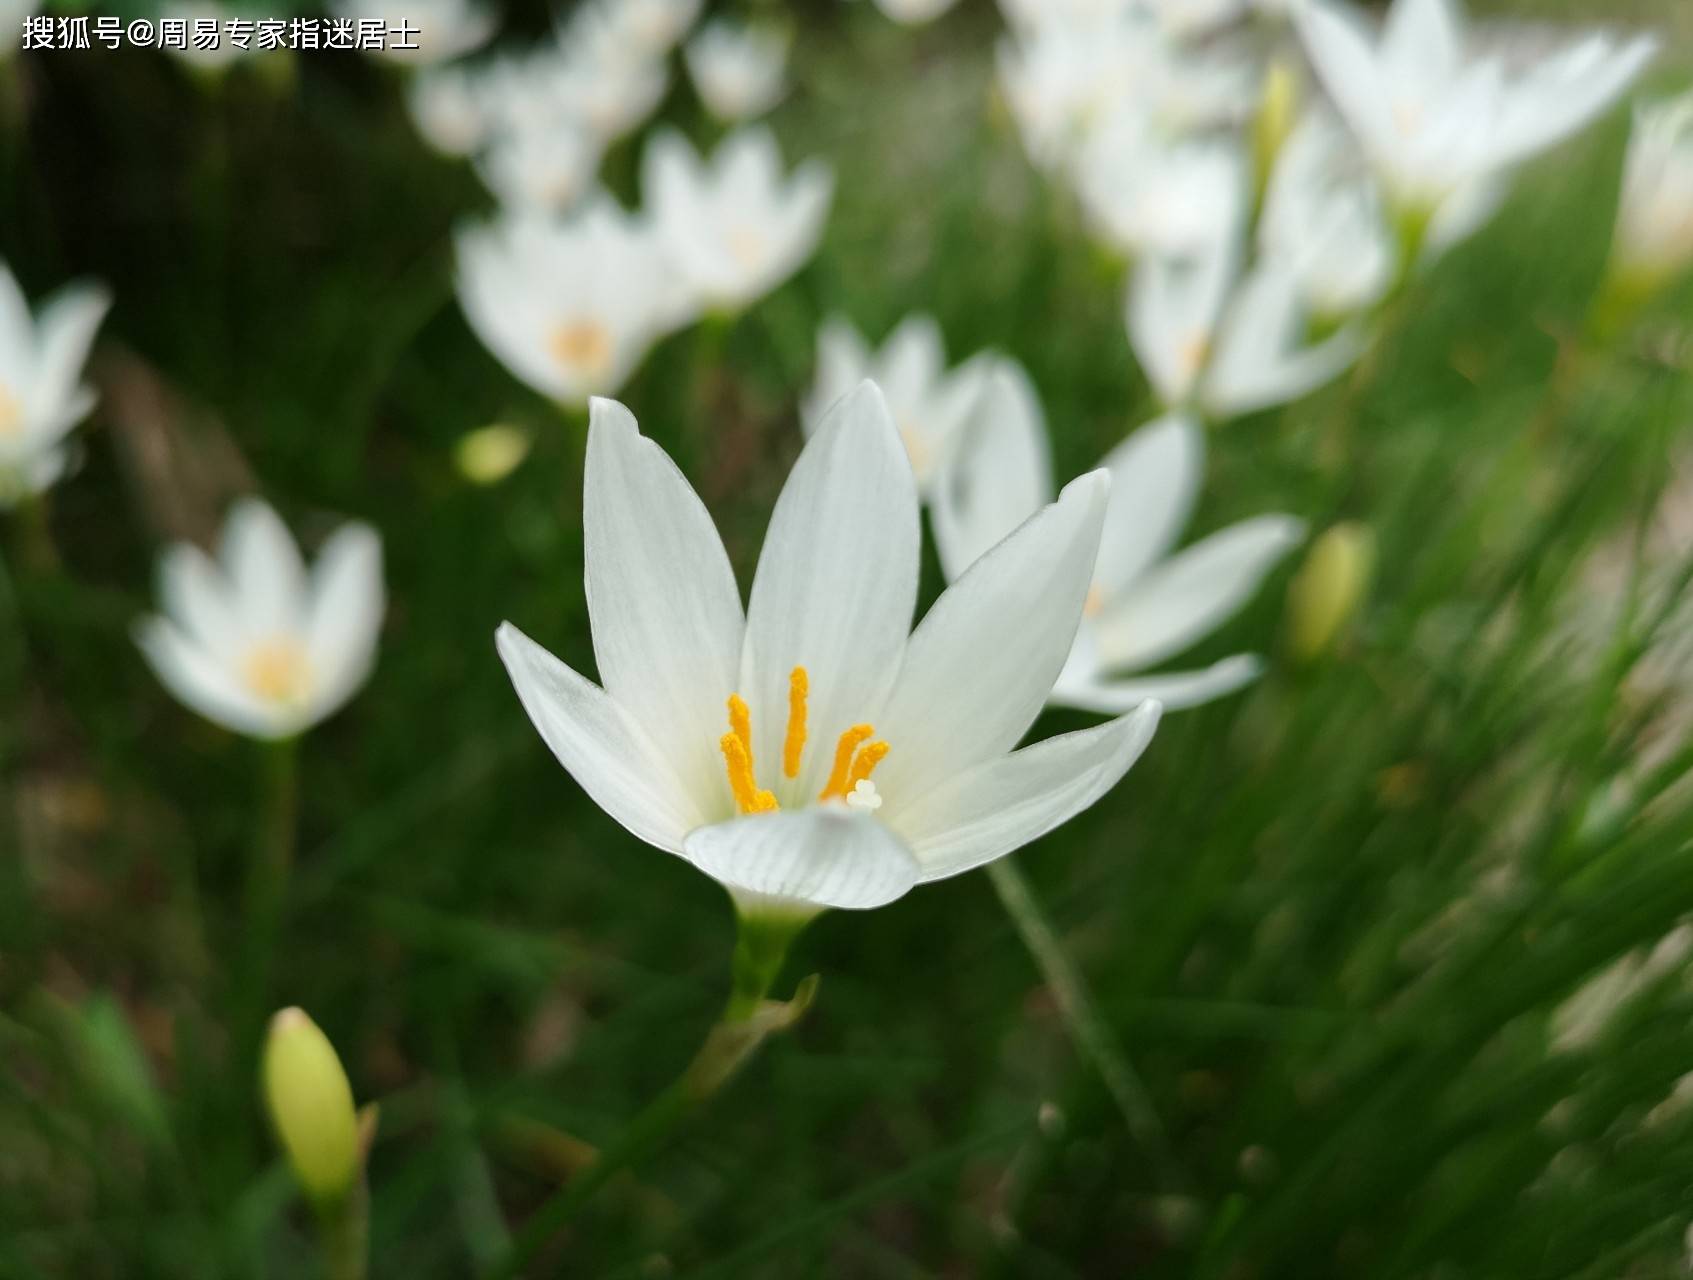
[235,737,300,1063]
[316,1180,369,1280]
[480,905,814,1280]
[985,858,1181,1190]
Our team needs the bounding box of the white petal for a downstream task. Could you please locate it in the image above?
[1092,413,1204,598]
[583,398,745,816]
[158,544,246,664]
[740,381,919,803]
[1093,515,1305,670]
[1381,0,1462,84]
[1295,0,1397,159]
[682,808,920,911]
[304,522,384,719]
[29,281,111,429]
[1053,653,1264,713]
[876,471,1108,801]
[803,316,870,432]
[220,498,307,637]
[893,702,1163,882]
[930,356,1054,582]
[135,618,285,740]
[495,622,704,852]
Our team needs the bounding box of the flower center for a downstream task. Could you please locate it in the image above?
[1176,333,1211,385]
[727,226,766,270]
[241,637,311,704]
[898,421,930,480]
[0,383,21,436]
[1083,584,1106,618]
[549,319,614,379]
[718,665,890,816]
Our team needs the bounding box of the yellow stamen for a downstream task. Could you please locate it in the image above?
[241,638,310,704]
[783,666,808,779]
[719,731,776,815]
[728,694,753,760]
[0,384,19,437]
[845,740,889,792]
[819,724,875,802]
[548,318,613,379]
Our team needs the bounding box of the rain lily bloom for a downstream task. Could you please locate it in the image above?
[0,268,110,509]
[642,126,833,314]
[456,201,688,407]
[476,124,605,216]
[496,385,1162,915]
[1259,110,1504,314]
[997,13,1253,171]
[135,499,383,741]
[1608,92,1693,295]
[802,314,992,494]
[684,19,789,123]
[407,67,491,157]
[1293,0,1655,228]
[871,0,962,24]
[330,0,496,65]
[1127,215,1362,419]
[934,373,1304,711]
[577,0,702,59]
[1074,118,1248,261]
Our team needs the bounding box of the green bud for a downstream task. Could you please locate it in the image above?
[1286,523,1374,661]
[455,424,532,486]
[262,1008,361,1208]
[1252,59,1300,197]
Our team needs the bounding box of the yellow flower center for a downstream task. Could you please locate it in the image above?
[718,665,890,816]
[241,638,311,704]
[1176,334,1211,385]
[549,319,614,380]
[727,226,766,270]
[0,383,21,436]
[1083,584,1106,618]
[898,421,930,480]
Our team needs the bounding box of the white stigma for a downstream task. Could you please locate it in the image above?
[845,779,883,813]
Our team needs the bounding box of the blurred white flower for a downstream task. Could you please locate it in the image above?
[479,43,667,147]
[0,0,37,58]
[456,201,689,407]
[1610,92,1693,291]
[1140,0,1250,39]
[407,66,490,156]
[136,500,384,741]
[581,0,703,58]
[997,11,1254,171]
[643,126,833,314]
[476,125,605,215]
[1127,218,1362,418]
[934,374,1303,711]
[802,315,991,492]
[1293,0,1655,219]
[496,385,1161,915]
[871,0,961,24]
[1074,117,1247,260]
[0,267,110,509]
[330,0,496,66]
[684,19,788,123]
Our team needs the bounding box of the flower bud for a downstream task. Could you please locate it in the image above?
[1252,59,1300,197]
[262,1007,360,1207]
[455,424,532,486]
[1286,522,1373,661]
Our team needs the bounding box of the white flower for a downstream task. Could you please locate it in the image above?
[136,500,384,741]
[1140,0,1250,39]
[1074,115,1247,260]
[1611,92,1693,289]
[684,19,789,123]
[456,201,690,407]
[934,370,1303,711]
[1261,110,1503,313]
[476,124,605,216]
[0,267,110,509]
[496,385,1162,914]
[871,0,961,24]
[329,0,496,66]
[1127,215,1362,419]
[997,11,1254,171]
[802,315,991,493]
[579,0,703,58]
[482,44,667,146]
[407,66,491,156]
[1293,0,1656,216]
[643,126,833,314]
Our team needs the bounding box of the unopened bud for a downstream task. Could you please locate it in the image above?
[1253,59,1300,195]
[262,1008,360,1207]
[455,424,532,486]
[1286,523,1373,660]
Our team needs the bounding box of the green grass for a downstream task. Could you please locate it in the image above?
[6,2,1693,1277]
